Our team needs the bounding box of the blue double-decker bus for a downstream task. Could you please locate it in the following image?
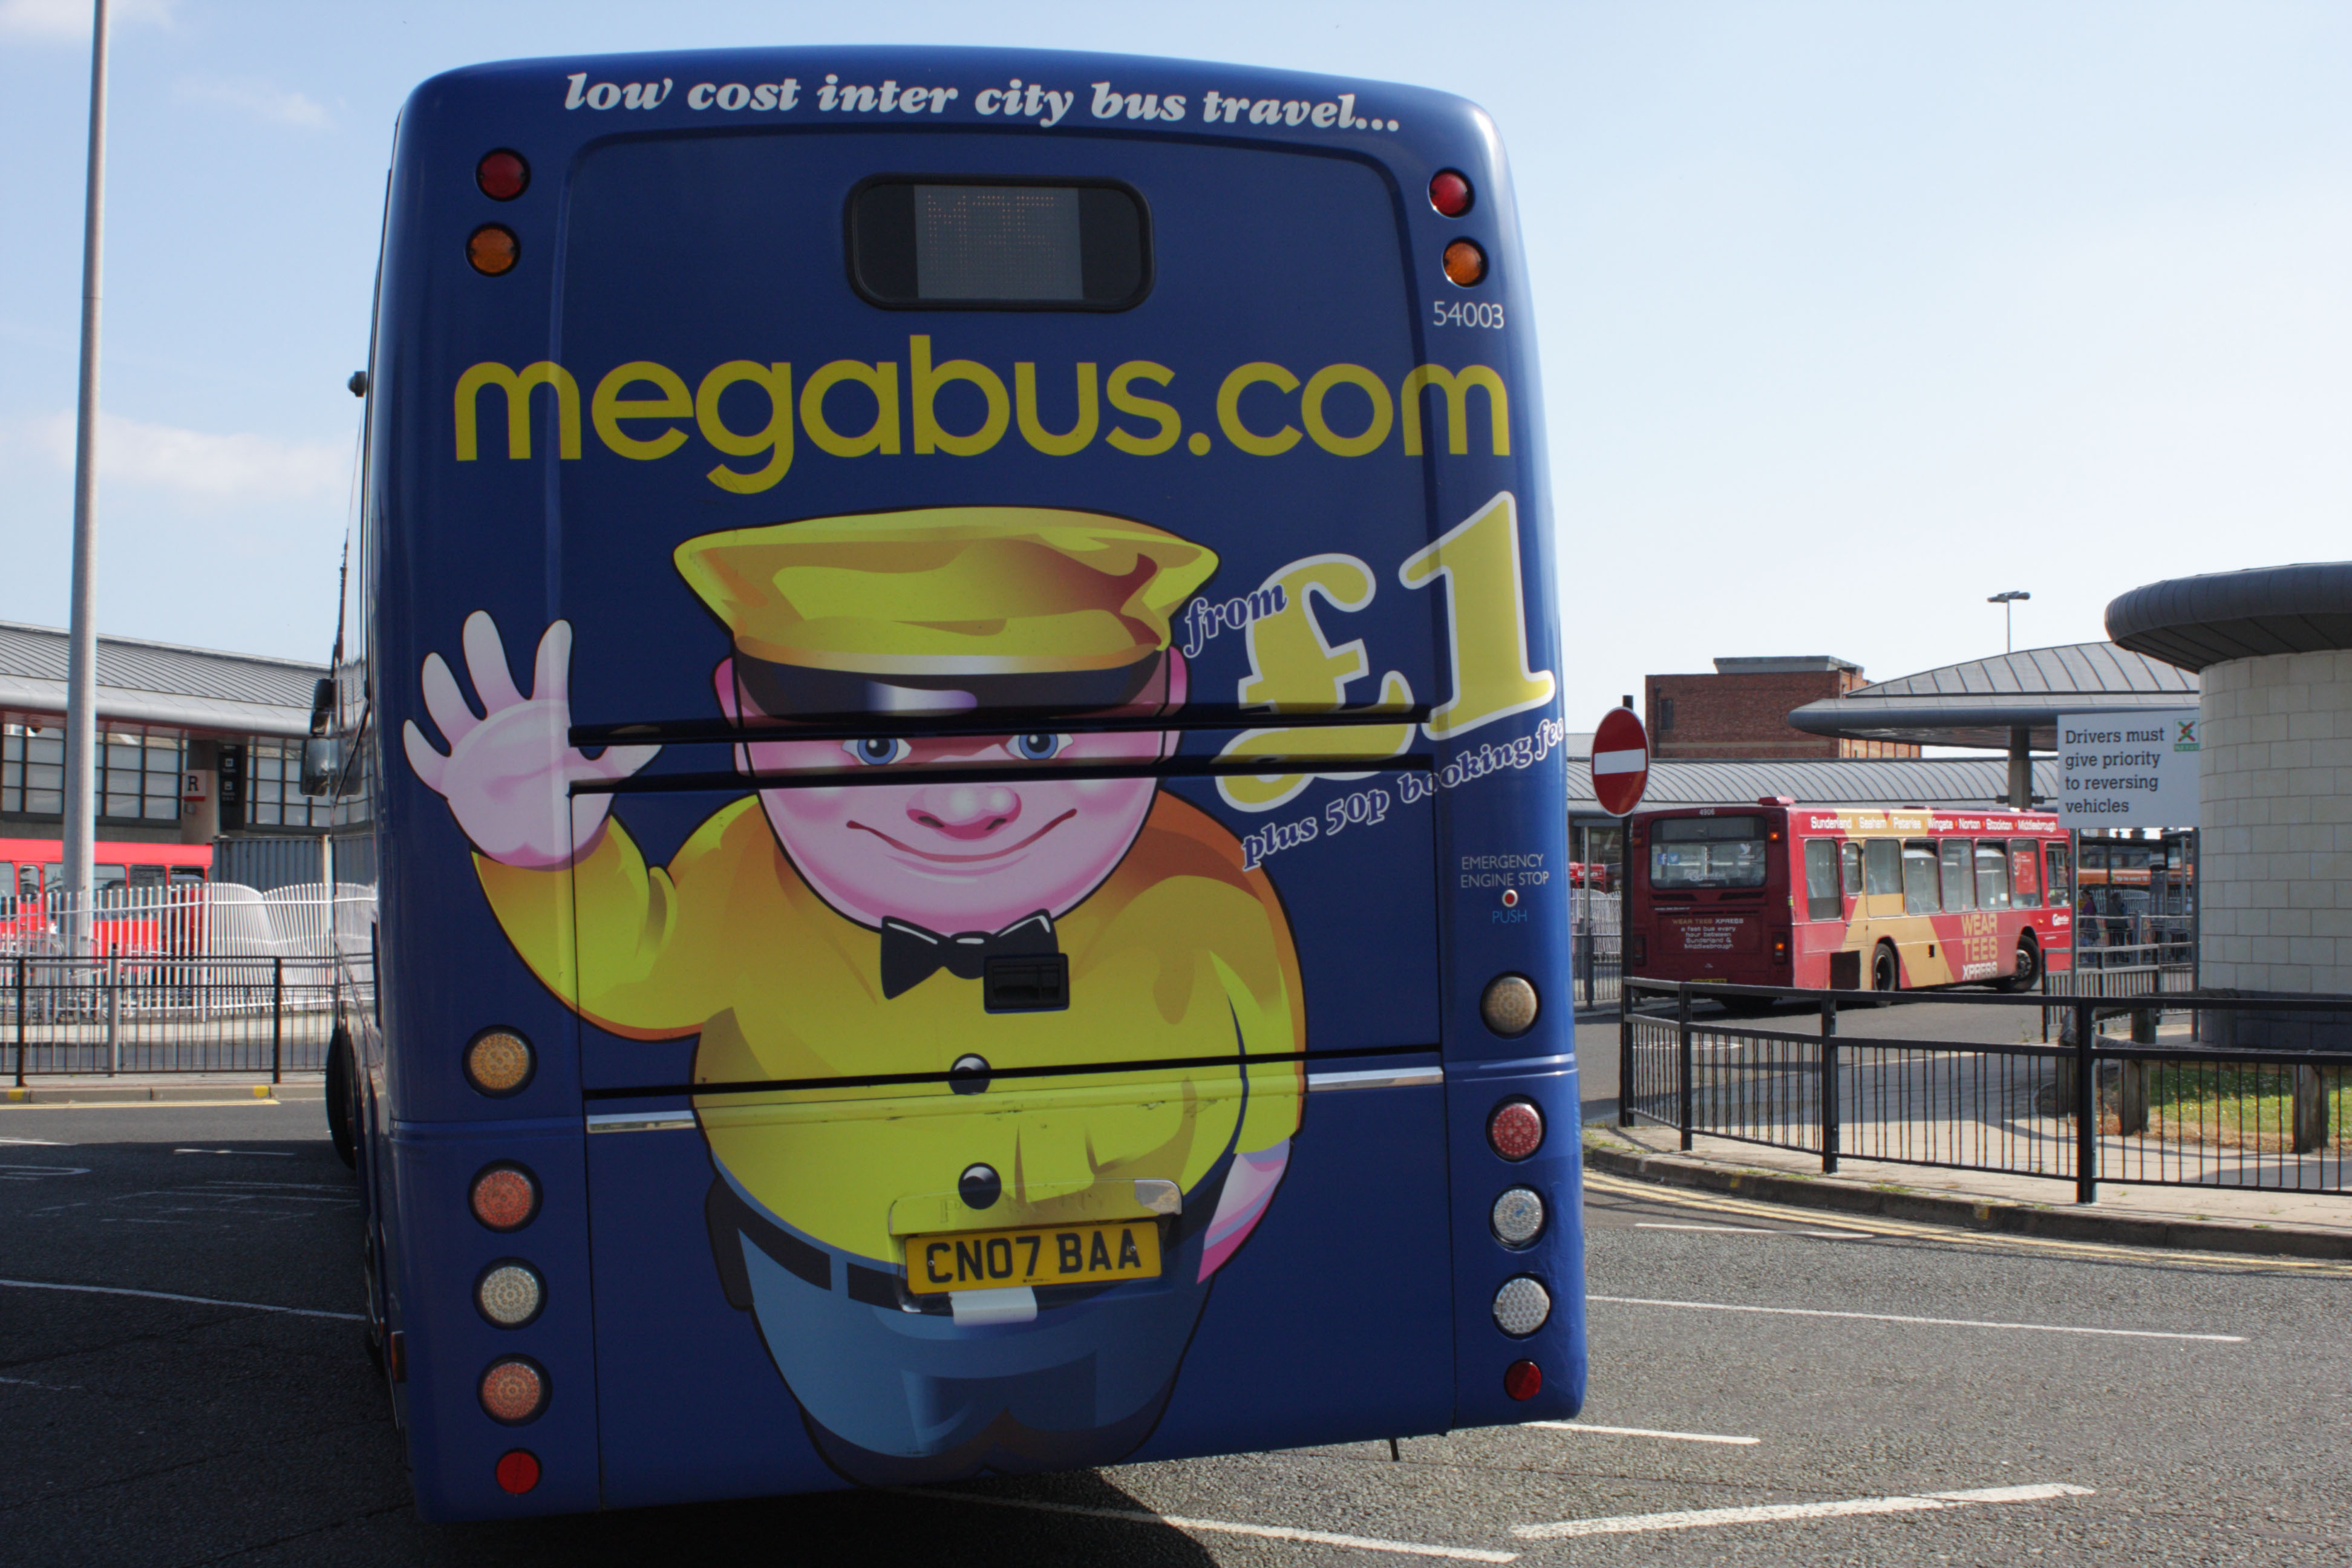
[326,45,1586,1519]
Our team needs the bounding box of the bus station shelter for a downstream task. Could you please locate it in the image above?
[1784,641,2198,809]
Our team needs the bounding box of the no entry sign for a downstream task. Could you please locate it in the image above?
[1591,708,1650,817]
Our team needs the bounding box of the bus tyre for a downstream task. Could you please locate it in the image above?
[1870,942,1900,1003]
[326,1027,358,1171]
[2002,937,2040,993]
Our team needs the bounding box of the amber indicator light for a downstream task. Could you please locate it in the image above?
[465,1028,534,1095]
[479,1357,549,1424]
[1428,169,1474,217]
[468,224,520,276]
[1442,239,1487,287]
[477,150,529,201]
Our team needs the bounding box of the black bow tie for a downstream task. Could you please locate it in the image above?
[880,911,1058,999]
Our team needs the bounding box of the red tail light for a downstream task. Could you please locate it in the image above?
[476,149,529,201]
[1504,1359,1543,1400]
[495,1449,541,1494]
[1487,1099,1544,1161]
[471,1164,540,1232]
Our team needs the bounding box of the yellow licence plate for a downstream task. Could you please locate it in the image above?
[905,1218,1162,1295]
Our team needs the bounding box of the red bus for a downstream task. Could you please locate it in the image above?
[1625,799,2072,1002]
[0,837,212,954]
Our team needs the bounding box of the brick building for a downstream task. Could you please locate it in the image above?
[1645,656,1919,760]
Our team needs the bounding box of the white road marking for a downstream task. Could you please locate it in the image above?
[1514,1481,2094,1539]
[0,1276,364,1321]
[174,1148,296,1157]
[1590,1295,2243,1342]
[907,1489,1518,1562]
[1525,1420,1759,1446]
[0,1136,67,1146]
[0,1165,88,1180]
[1636,1222,1864,1238]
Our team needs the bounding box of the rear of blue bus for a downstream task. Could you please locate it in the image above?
[350,47,1584,1518]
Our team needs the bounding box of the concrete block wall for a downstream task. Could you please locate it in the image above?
[2197,648,2352,997]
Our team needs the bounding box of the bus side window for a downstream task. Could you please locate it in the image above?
[1901,839,1939,914]
[169,866,207,890]
[2009,840,2042,907]
[1863,838,1901,897]
[0,862,13,917]
[1938,840,1974,911]
[1803,839,1840,921]
[2046,841,2070,905]
[94,864,129,904]
[1974,840,2011,909]
[1839,841,1863,899]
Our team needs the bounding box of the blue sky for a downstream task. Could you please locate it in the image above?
[2,1,2347,733]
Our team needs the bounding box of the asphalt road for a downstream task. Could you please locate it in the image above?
[4,1094,2348,1566]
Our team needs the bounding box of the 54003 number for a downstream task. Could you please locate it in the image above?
[1432,299,1505,328]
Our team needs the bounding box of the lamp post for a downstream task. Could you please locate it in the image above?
[62,0,112,959]
[1987,590,2030,655]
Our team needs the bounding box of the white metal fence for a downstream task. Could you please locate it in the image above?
[2,885,373,1077]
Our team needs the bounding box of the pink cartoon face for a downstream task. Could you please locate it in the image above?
[714,655,1186,934]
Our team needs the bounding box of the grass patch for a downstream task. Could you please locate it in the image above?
[2137,1063,2348,1152]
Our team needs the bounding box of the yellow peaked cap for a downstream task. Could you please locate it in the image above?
[673,508,1219,678]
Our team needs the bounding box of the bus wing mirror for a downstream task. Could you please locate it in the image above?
[301,736,341,797]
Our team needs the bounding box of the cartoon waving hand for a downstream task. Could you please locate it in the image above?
[402,612,656,869]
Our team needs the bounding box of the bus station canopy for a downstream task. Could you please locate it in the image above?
[1782,641,2197,752]
[2106,561,2352,671]
[0,619,321,740]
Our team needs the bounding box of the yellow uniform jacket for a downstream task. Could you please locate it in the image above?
[477,792,1305,1263]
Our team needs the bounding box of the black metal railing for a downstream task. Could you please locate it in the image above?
[1619,979,2350,1199]
[1572,927,1622,1008]
[5,955,365,1082]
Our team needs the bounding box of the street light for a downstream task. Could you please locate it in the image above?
[1987,590,2030,654]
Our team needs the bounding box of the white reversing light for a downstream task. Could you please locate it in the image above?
[1491,1187,1545,1248]
[476,1263,545,1328]
[1492,1276,1551,1337]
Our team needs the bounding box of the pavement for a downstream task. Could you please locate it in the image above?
[2,1071,324,1105]
[1574,1001,2352,1261]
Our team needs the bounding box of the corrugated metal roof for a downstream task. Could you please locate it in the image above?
[0,621,321,739]
[1785,641,2195,750]
[1566,756,2059,815]
[1854,641,2195,701]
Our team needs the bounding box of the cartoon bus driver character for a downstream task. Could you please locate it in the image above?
[402,508,1306,1483]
